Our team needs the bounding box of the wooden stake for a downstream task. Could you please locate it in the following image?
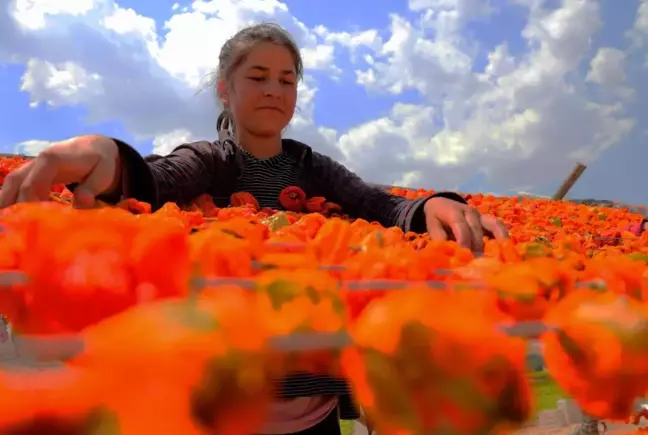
[552,162,587,201]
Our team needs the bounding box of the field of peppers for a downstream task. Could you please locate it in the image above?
[1,154,648,434]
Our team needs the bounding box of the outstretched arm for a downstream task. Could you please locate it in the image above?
[102,139,221,210]
[309,153,465,232]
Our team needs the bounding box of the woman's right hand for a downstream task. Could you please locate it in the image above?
[0,135,121,209]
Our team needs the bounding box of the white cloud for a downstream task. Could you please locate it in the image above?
[13,139,54,155]
[350,14,476,98]
[301,44,335,70]
[2,0,643,194]
[151,129,197,155]
[586,47,627,86]
[316,27,382,53]
[20,59,104,108]
[101,6,159,57]
[327,0,636,189]
[586,47,635,100]
[11,0,95,30]
[7,0,343,155]
[484,43,516,77]
[627,0,648,48]
[156,0,339,88]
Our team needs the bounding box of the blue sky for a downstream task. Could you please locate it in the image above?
[0,0,646,203]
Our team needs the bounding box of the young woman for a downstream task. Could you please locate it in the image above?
[0,23,511,435]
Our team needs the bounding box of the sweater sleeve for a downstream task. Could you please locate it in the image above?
[309,152,466,232]
[106,139,220,210]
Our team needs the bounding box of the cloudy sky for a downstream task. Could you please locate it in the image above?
[0,0,646,203]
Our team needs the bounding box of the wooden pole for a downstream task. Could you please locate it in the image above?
[552,162,587,201]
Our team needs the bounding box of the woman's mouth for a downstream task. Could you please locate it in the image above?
[257,106,283,113]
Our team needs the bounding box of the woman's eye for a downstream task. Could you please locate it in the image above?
[248,77,294,85]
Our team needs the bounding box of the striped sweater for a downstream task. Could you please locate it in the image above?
[222,149,359,420]
[218,149,302,208]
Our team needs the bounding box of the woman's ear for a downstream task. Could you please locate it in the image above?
[217,80,229,106]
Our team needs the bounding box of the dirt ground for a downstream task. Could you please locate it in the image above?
[346,421,646,435]
[514,423,644,434]
[353,424,637,435]
[347,419,648,435]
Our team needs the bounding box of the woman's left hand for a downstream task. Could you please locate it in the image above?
[423,196,509,252]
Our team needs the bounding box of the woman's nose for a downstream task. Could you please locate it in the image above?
[262,80,282,97]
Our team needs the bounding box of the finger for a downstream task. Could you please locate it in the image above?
[448,213,473,249]
[0,161,32,208]
[482,215,510,240]
[17,155,58,204]
[73,155,117,209]
[464,208,484,252]
[425,213,448,241]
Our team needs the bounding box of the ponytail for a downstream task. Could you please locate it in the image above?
[217,109,235,142]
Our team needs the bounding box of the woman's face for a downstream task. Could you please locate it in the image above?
[221,42,298,139]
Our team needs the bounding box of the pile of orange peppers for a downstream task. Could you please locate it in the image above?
[0,155,647,434]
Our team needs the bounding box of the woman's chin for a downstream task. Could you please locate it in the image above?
[248,126,284,138]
